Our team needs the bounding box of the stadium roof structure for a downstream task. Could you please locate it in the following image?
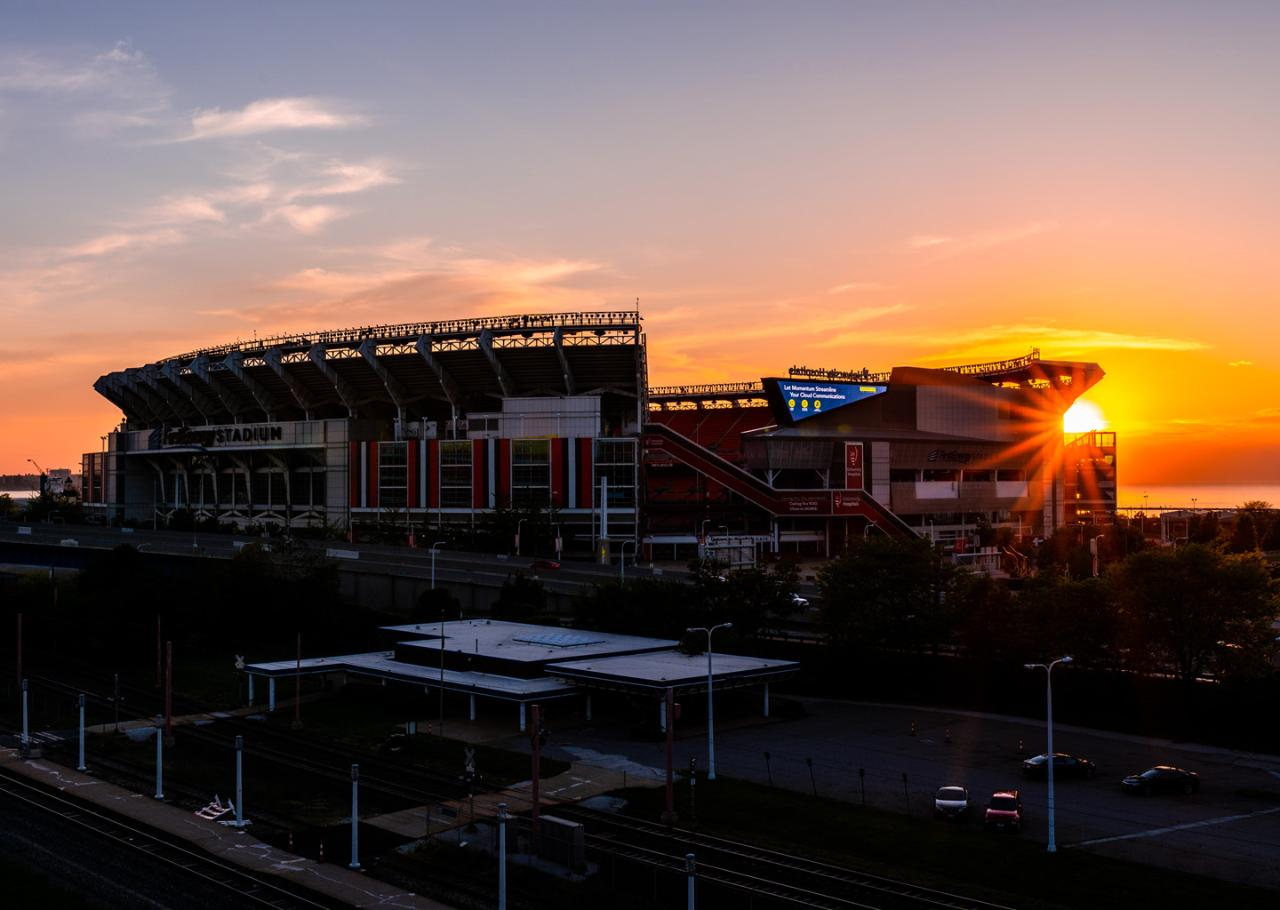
[94,310,645,428]
[648,349,1103,411]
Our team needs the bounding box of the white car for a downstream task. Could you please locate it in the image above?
[790,593,809,608]
[934,785,969,820]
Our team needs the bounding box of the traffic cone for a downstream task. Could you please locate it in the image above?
[910,722,917,737]
[1018,738,1025,754]
[319,839,325,862]
[288,830,294,851]
[945,728,952,744]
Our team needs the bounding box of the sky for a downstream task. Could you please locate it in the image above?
[2,1,1279,483]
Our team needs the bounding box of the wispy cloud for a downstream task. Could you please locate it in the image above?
[827,281,885,295]
[179,97,364,142]
[268,204,348,234]
[1229,359,1253,367]
[853,322,1208,359]
[285,159,398,200]
[0,41,152,94]
[907,221,1058,256]
[65,229,184,258]
[0,41,169,136]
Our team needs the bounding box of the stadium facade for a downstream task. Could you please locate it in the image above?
[82,310,1114,559]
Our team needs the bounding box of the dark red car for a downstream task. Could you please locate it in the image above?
[531,559,561,571]
[984,790,1023,832]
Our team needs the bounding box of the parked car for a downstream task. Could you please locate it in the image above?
[1022,752,1097,780]
[790,593,810,608]
[530,559,561,571]
[984,790,1023,832]
[934,786,970,820]
[1120,765,1200,796]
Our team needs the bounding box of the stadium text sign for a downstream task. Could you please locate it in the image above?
[777,381,886,422]
[166,425,284,447]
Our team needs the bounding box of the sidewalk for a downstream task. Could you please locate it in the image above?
[1,745,452,909]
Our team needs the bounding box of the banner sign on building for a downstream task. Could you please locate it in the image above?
[844,442,864,490]
[773,381,886,423]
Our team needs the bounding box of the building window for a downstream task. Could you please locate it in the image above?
[379,442,408,509]
[511,439,551,509]
[922,469,958,482]
[962,470,993,482]
[890,468,918,483]
[595,439,636,507]
[440,441,472,508]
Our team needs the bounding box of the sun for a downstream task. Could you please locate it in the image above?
[1063,399,1107,435]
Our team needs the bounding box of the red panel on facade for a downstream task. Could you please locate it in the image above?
[551,438,566,508]
[577,437,594,507]
[427,440,440,509]
[349,441,361,507]
[367,443,379,509]
[472,439,486,509]
[407,440,419,508]
[496,438,511,508]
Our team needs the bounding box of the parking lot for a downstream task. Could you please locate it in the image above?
[536,697,1280,889]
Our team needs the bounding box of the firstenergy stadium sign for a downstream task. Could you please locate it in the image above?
[165,424,284,447]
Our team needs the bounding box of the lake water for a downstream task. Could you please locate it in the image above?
[1117,484,1280,510]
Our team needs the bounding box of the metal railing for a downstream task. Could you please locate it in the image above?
[788,348,1041,384]
[166,310,642,362]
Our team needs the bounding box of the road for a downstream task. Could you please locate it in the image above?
[531,698,1280,891]
[0,519,711,596]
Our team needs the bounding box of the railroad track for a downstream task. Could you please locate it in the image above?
[558,806,1016,910]
[0,765,343,910]
[15,666,1015,910]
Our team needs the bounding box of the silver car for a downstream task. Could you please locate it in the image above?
[934,785,969,820]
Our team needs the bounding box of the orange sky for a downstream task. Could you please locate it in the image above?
[4,4,1280,484]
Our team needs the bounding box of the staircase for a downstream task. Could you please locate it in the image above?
[642,423,916,538]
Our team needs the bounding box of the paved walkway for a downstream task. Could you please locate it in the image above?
[366,762,657,838]
[1,745,452,909]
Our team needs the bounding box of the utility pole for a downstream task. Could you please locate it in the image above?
[164,641,173,741]
[292,633,302,729]
[661,687,678,825]
[530,703,542,847]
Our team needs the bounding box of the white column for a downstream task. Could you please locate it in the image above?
[763,683,770,718]
[585,694,593,722]
[268,677,276,712]
[659,696,668,733]
[469,693,476,722]
[519,702,526,732]
[247,674,255,706]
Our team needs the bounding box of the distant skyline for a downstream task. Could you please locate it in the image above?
[4,2,1279,482]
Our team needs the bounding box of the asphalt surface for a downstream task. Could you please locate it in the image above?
[529,698,1280,891]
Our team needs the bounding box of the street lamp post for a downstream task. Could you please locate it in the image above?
[516,518,526,555]
[430,541,446,589]
[1024,656,1073,852]
[686,622,733,780]
[620,539,636,586]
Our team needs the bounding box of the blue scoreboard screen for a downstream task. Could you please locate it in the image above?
[775,380,887,422]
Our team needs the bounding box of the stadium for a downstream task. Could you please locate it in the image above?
[81,309,1115,561]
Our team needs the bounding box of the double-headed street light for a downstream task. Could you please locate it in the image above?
[1024,655,1073,852]
[686,622,733,780]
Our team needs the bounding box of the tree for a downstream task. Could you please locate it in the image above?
[0,493,15,518]
[1228,511,1260,553]
[1113,544,1279,685]
[492,572,547,621]
[819,536,956,654]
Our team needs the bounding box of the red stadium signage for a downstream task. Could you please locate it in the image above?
[844,442,864,491]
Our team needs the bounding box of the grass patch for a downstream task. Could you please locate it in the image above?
[615,777,1279,910]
